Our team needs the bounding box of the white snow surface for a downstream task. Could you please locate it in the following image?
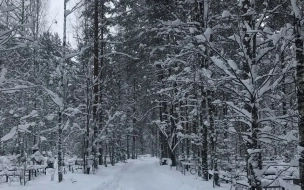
[1,157,230,190]
[222,10,231,18]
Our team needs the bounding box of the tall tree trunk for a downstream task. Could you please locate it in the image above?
[58,112,63,182]
[57,0,68,182]
[201,117,208,180]
[93,0,99,170]
[131,77,136,159]
[207,90,219,186]
[82,0,90,174]
[169,104,177,167]
[99,1,105,164]
[104,143,108,167]
[110,137,114,166]
[84,78,90,174]
[242,1,262,189]
[127,133,130,159]
[132,134,136,159]
[294,5,304,190]
[185,98,190,158]
[195,0,210,182]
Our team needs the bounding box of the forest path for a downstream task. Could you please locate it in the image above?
[1,157,227,190]
[104,157,204,190]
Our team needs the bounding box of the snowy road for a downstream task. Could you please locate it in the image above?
[1,157,227,190]
[100,157,212,190]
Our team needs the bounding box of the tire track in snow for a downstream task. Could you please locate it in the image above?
[94,162,134,190]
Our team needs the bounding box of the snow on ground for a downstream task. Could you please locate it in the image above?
[1,157,230,190]
[106,157,230,190]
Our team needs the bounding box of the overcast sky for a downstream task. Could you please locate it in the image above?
[48,0,78,48]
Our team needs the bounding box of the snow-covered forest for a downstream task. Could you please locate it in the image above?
[0,0,304,190]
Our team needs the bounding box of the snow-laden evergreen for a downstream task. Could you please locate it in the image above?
[0,0,303,190]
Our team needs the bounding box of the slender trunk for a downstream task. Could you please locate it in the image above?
[132,78,136,159]
[207,90,219,186]
[82,0,90,174]
[158,95,164,158]
[194,0,210,181]
[132,135,136,159]
[127,134,130,159]
[141,134,144,155]
[281,43,288,157]
[93,0,99,170]
[170,151,176,166]
[242,1,262,189]
[58,112,63,182]
[201,121,208,180]
[111,137,115,166]
[98,1,105,165]
[99,1,105,164]
[295,8,304,190]
[201,88,208,180]
[163,100,169,158]
[99,142,104,165]
[104,143,108,167]
[169,104,177,167]
[84,78,90,174]
[185,98,190,158]
[57,0,68,181]
[156,63,168,159]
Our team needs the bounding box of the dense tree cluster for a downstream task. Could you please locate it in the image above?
[1,0,304,189]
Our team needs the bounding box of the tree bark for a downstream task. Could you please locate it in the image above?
[132,78,136,159]
[98,1,104,165]
[295,10,304,190]
[58,111,63,182]
[242,1,262,189]
[127,133,130,159]
[57,0,68,182]
[93,0,99,170]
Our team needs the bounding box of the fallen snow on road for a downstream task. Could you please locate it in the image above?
[1,157,230,190]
